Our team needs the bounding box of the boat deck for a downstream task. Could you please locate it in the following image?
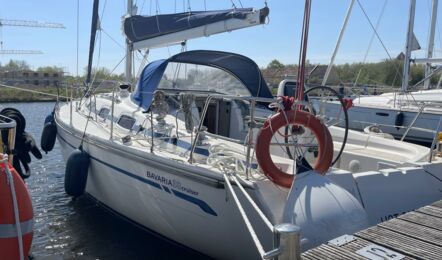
[302,200,442,259]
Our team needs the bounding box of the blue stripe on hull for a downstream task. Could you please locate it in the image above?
[57,133,217,216]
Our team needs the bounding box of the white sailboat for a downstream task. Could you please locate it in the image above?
[323,0,442,143]
[50,1,442,258]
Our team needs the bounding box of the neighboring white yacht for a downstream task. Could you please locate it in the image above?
[321,0,442,143]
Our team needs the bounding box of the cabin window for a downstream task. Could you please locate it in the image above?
[117,115,136,130]
[158,62,251,96]
[98,107,110,119]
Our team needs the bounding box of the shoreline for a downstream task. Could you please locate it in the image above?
[0,86,68,103]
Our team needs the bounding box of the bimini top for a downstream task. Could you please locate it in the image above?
[132,50,272,109]
[124,8,269,43]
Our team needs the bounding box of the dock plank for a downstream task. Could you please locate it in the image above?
[356,226,442,259]
[432,200,442,209]
[378,218,442,246]
[302,244,365,260]
[399,211,442,231]
[303,200,442,260]
[340,238,415,260]
[416,205,442,218]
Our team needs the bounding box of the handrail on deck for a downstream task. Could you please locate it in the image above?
[187,94,310,165]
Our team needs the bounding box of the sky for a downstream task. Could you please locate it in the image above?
[0,0,440,76]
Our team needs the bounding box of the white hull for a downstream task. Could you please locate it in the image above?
[325,102,442,143]
[56,120,274,259]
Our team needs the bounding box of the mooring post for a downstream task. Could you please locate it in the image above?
[264,223,301,260]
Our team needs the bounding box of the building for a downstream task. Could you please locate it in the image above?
[0,69,63,87]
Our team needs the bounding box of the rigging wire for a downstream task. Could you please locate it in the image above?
[139,0,147,14]
[353,0,388,88]
[100,0,108,23]
[101,28,125,49]
[356,0,403,87]
[76,0,80,78]
[426,0,442,88]
[230,0,237,9]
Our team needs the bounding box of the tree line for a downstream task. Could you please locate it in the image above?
[264,59,440,88]
[0,59,124,82]
[2,58,440,89]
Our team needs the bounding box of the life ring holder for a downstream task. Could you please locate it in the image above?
[255,109,334,188]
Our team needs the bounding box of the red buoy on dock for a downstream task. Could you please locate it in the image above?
[0,155,33,260]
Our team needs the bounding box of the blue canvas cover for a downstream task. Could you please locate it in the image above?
[131,59,168,109]
[132,50,272,110]
[124,8,268,42]
[169,50,272,98]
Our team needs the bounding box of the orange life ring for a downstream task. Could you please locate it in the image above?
[0,155,33,259]
[255,110,333,188]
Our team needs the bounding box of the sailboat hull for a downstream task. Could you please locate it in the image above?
[55,119,273,259]
[324,102,441,143]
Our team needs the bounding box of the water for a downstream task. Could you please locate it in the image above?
[1,102,208,259]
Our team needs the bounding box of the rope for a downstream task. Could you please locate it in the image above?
[229,174,273,231]
[0,84,69,99]
[223,173,266,258]
[1,155,24,260]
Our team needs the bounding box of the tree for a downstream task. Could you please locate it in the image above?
[0,60,30,72]
[82,66,123,81]
[37,66,63,73]
[267,59,285,69]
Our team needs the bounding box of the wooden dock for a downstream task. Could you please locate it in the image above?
[302,200,442,259]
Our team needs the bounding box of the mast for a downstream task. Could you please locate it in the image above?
[322,0,355,86]
[296,0,312,101]
[86,0,100,86]
[125,0,134,84]
[424,0,439,89]
[402,0,416,92]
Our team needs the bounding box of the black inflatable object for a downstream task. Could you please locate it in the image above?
[0,108,26,134]
[65,148,90,197]
[41,114,57,153]
[395,112,404,130]
[0,108,42,179]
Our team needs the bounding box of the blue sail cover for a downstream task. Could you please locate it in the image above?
[132,59,168,109]
[124,8,268,42]
[132,50,272,110]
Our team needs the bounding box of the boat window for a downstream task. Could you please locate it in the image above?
[117,115,136,130]
[98,107,110,119]
[159,62,251,96]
